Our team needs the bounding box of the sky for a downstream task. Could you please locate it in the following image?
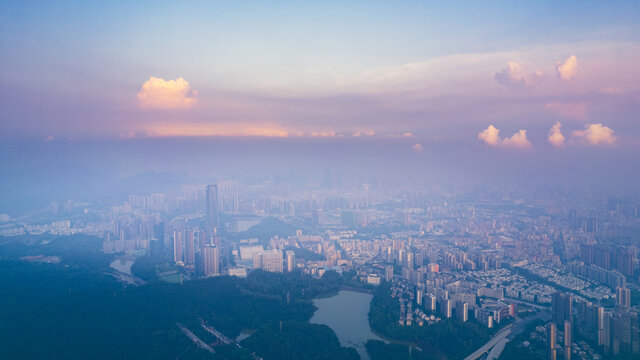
[1,1,640,209]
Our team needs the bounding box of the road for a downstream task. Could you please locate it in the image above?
[464,308,551,360]
[464,324,513,360]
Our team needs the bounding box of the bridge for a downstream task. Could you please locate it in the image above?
[199,318,263,360]
[176,323,215,354]
[200,318,235,346]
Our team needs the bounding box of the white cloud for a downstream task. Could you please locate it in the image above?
[412,143,424,153]
[556,55,578,81]
[544,102,587,120]
[0,214,10,223]
[572,123,617,145]
[494,62,543,89]
[478,125,531,148]
[137,76,198,110]
[548,122,565,147]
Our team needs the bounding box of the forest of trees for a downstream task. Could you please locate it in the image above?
[0,234,355,360]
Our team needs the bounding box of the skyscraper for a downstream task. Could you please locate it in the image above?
[203,244,220,276]
[206,184,219,232]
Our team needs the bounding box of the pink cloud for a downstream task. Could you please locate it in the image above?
[478,125,532,148]
[137,77,198,110]
[572,123,617,145]
[412,143,424,153]
[494,62,542,89]
[547,122,565,147]
[556,55,578,82]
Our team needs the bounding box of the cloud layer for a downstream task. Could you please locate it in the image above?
[137,77,198,109]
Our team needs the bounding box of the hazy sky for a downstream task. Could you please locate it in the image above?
[1,1,640,205]
[2,1,639,142]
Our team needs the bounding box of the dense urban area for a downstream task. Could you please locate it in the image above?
[1,173,639,360]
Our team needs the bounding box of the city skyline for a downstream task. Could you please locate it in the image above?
[1,2,640,360]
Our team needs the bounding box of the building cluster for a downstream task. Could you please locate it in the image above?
[3,176,640,360]
[545,291,640,359]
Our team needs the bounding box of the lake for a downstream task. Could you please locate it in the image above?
[310,290,386,360]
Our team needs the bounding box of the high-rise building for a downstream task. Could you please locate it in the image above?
[617,287,632,309]
[203,244,219,276]
[564,320,572,360]
[547,323,558,360]
[184,229,195,265]
[206,184,219,232]
[439,299,452,318]
[598,306,606,346]
[552,292,573,326]
[173,229,183,263]
[575,301,600,344]
[286,250,296,272]
[609,310,640,356]
[406,251,415,269]
[253,250,283,273]
[416,289,423,306]
[456,301,468,322]
[385,265,394,282]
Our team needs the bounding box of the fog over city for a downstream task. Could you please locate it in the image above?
[1,2,640,360]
